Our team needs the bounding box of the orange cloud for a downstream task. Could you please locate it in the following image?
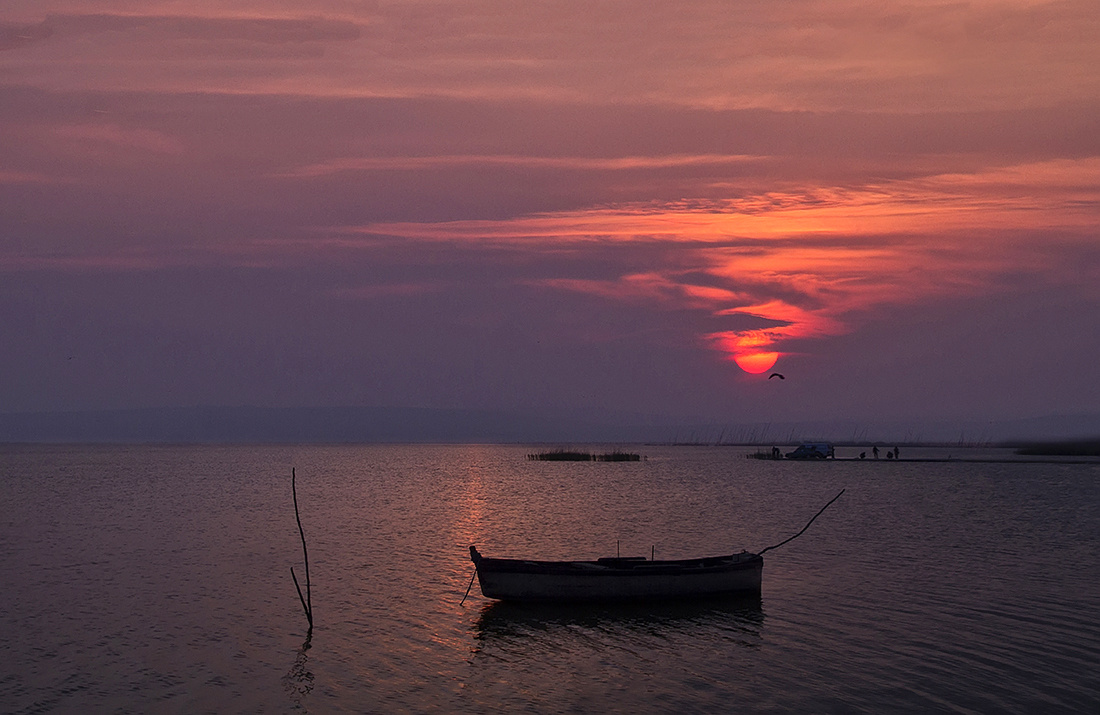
[346,156,1099,244]
[340,156,1099,368]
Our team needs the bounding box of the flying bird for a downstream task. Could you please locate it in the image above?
[768,373,785,380]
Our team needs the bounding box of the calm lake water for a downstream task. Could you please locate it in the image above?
[2,444,1098,713]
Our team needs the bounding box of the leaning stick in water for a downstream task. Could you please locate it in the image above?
[759,489,846,555]
[291,468,313,629]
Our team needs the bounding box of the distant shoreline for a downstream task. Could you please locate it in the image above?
[664,438,1100,452]
[0,406,1097,449]
[824,457,1099,465]
[1012,438,1100,456]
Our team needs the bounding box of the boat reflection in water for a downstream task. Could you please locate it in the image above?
[471,594,765,655]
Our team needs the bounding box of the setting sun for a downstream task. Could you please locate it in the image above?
[709,331,781,374]
[733,351,780,374]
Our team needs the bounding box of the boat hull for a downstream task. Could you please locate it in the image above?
[470,548,763,602]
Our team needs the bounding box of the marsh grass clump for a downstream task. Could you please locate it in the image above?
[594,450,641,462]
[528,450,592,461]
[528,449,642,461]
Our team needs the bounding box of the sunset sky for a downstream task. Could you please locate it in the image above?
[2,1,1098,436]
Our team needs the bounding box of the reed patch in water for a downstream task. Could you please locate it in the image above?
[527,449,642,461]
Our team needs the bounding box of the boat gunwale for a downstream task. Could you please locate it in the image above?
[471,549,762,576]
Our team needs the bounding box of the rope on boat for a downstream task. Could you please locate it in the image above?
[758,488,845,556]
[460,567,477,605]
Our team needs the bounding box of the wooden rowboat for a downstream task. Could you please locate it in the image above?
[468,546,763,601]
[464,489,844,603]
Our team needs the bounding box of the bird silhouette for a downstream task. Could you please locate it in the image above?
[768,373,785,380]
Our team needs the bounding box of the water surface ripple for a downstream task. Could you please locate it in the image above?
[2,444,1098,712]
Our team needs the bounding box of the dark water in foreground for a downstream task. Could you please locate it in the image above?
[2,444,1098,713]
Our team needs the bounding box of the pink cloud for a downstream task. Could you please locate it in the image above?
[0,169,69,184]
[330,282,448,299]
[278,153,763,178]
[3,2,1097,112]
[51,123,185,155]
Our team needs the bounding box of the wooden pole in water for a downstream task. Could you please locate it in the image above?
[291,468,313,629]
